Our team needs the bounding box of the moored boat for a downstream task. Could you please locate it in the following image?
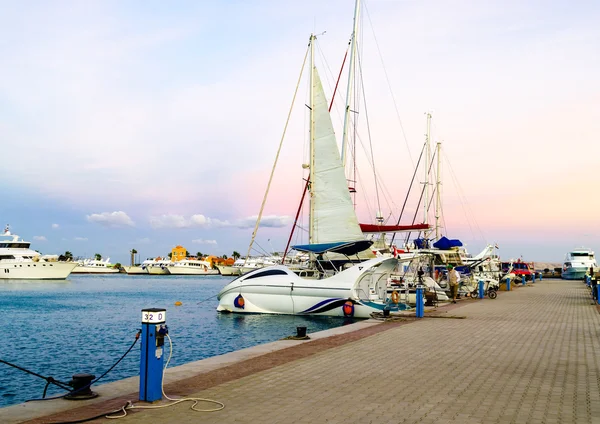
[0,227,77,280]
[562,248,596,280]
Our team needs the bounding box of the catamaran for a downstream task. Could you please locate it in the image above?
[218,22,421,317]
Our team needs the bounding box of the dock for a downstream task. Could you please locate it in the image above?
[4,278,600,424]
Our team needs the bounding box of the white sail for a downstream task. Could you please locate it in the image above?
[310,67,365,244]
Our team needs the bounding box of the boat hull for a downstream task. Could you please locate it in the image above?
[167,267,219,275]
[0,262,78,280]
[147,266,169,275]
[562,268,587,280]
[217,258,411,318]
[123,266,148,275]
[215,265,241,276]
[71,266,120,274]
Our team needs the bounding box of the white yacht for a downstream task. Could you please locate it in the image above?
[146,258,171,275]
[166,259,219,275]
[562,248,596,280]
[71,257,120,274]
[123,259,155,274]
[0,228,78,280]
[215,263,241,276]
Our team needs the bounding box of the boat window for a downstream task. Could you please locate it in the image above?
[0,255,16,260]
[244,269,288,280]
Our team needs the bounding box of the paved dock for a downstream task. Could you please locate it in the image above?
[5,279,600,423]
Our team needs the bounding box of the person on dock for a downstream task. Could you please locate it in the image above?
[448,264,460,303]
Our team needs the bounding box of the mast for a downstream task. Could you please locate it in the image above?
[435,141,441,240]
[340,0,361,168]
[423,112,432,226]
[308,34,316,244]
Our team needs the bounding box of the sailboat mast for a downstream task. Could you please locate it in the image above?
[340,0,361,168]
[435,141,441,240]
[309,34,316,244]
[423,112,432,226]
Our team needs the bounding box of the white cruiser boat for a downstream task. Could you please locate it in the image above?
[0,228,78,279]
[166,259,219,275]
[562,248,596,280]
[215,263,241,276]
[71,257,120,274]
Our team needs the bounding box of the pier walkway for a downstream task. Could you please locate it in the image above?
[7,278,600,423]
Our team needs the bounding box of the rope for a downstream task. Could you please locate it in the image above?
[27,330,141,402]
[107,334,224,419]
[0,359,71,393]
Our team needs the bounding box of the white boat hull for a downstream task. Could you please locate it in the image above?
[147,266,169,275]
[167,267,219,275]
[217,257,411,318]
[71,266,120,274]
[0,262,78,280]
[215,265,240,276]
[123,266,148,275]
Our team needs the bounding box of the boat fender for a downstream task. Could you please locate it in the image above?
[342,300,354,317]
[234,294,245,309]
[174,301,182,306]
[391,290,400,304]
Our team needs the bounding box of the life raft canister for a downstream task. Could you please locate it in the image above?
[234,294,245,309]
[342,300,354,317]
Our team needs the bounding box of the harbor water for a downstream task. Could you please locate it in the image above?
[0,274,356,408]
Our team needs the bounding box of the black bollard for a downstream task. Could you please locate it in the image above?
[65,373,98,400]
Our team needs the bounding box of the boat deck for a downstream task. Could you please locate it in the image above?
[5,278,600,424]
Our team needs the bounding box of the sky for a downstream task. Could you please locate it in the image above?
[0,0,599,265]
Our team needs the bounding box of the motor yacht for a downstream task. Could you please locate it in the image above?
[562,248,596,280]
[166,259,219,275]
[0,228,77,279]
[71,257,120,274]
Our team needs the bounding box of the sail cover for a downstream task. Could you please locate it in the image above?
[310,67,365,244]
[432,236,463,250]
[292,240,373,256]
[360,223,430,233]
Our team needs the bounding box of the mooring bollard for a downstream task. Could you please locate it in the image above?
[478,280,484,299]
[539,273,542,281]
[532,273,536,283]
[586,275,591,286]
[140,308,168,402]
[506,277,511,291]
[596,286,600,306]
[416,286,424,318]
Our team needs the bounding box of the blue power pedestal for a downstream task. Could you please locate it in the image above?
[415,286,424,318]
[140,308,168,402]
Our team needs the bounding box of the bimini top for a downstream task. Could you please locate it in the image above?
[292,240,373,256]
[432,236,463,250]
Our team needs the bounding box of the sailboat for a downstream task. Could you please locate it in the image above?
[217,32,416,318]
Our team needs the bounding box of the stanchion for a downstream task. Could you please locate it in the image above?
[506,277,511,291]
[478,280,484,299]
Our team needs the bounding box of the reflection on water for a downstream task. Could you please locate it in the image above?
[0,274,357,407]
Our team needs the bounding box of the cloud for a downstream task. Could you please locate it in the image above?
[192,239,217,245]
[86,211,135,227]
[136,237,151,244]
[51,224,59,229]
[74,237,88,241]
[235,215,291,229]
[33,236,47,241]
[148,213,290,230]
[149,214,229,229]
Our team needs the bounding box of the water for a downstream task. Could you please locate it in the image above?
[0,274,356,408]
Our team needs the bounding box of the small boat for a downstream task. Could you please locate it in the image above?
[0,226,78,280]
[562,248,596,280]
[71,257,120,274]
